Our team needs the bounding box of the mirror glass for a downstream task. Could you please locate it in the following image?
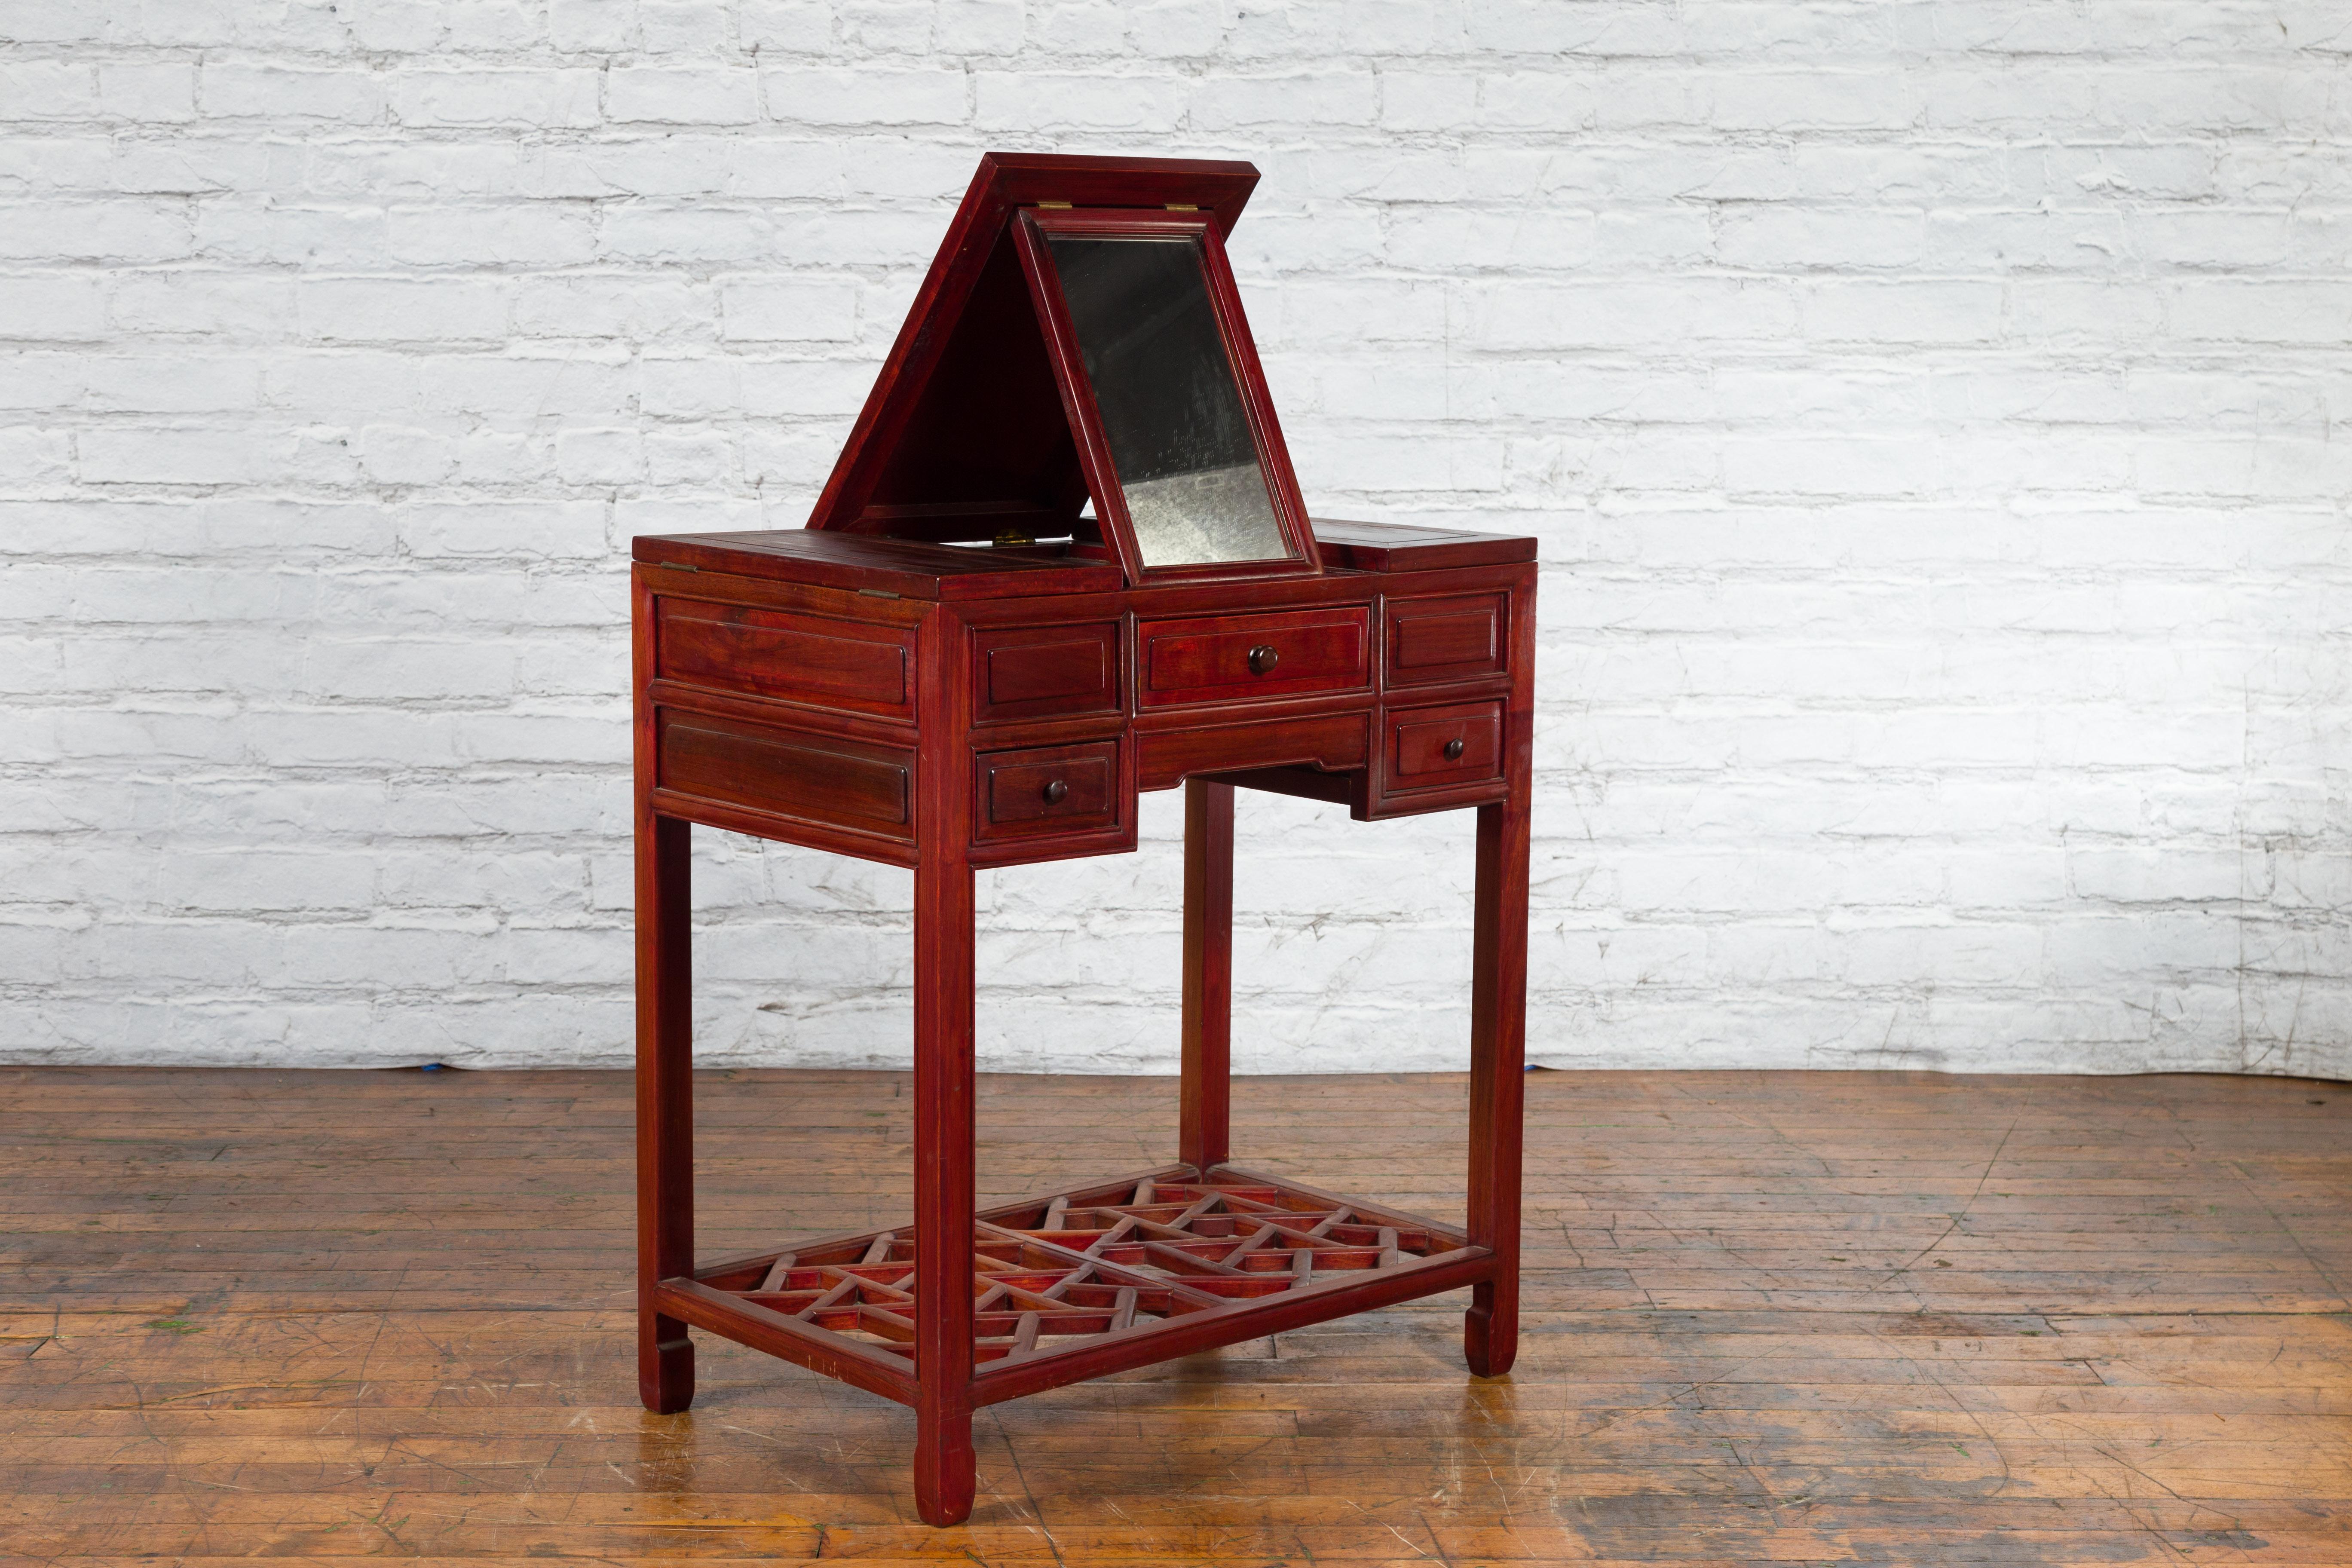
[1045,233,1291,568]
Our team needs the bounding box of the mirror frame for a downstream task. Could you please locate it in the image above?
[1013,206,1322,583]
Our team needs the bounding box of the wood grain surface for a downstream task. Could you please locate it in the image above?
[4,1065,2348,1564]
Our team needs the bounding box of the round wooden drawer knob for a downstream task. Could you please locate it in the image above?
[1246,644,1280,675]
[1042,779,1068,804]
[1443,738,1466,760]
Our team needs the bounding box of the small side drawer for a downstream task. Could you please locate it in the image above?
[1384,592,1507,689]
[656,599,912,717]
[972,621,1121,723]
[1386,700,1503,792]
[977,741,1121,843]
[1138,606,1369,708]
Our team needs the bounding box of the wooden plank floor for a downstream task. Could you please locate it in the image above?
[3,1066,2348,1565]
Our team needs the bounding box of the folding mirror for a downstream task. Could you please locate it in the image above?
[1018,211,1310,575]
[805,154,1321,585]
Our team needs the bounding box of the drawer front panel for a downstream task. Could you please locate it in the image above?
[977,741,1121,842]
[973,621,1121,723]
[659,711,912,837]
[657,599,911,717]
[1387,701,1504,790]
[1385,592,1507,688]
[1139,607,1370,707]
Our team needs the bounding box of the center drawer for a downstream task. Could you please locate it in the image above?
[1136,606,1370,708]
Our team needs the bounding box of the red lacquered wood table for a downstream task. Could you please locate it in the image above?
[632,152,1533,1526]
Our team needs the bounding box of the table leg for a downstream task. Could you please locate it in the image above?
[913,849,977,1526]
[1181,778,1235,1176]
[636,813,695,1413]
[1465,796,1529,1378]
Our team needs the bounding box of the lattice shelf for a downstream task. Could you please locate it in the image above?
[667,1167,1488,1401]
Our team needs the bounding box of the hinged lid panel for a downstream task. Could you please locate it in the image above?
[806,152,1318,586]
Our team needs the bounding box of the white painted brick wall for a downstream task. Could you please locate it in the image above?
[3,2,2348,1081]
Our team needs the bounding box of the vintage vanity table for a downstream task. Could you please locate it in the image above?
[632,153,1533,1525]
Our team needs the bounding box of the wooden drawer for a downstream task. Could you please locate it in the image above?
[1384,592,1507,689]
[1384,700,1503,793]
[657,710,913,838]
[972,621,1121,723]
[976,741,1121,843]
[1138,606,1369,708]
[656,598,912,717]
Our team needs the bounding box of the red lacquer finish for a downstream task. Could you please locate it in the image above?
[633,152,1534,1527]
[908,608,978,1526]
[1180,778,1234,1174]
[634,568,695,1417]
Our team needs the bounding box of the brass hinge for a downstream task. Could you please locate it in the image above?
[1166,203,1197,211]
[1036,200,1072,210]
[858,587,900,599]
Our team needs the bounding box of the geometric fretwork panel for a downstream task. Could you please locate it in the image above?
[692,1169,1474,1370]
